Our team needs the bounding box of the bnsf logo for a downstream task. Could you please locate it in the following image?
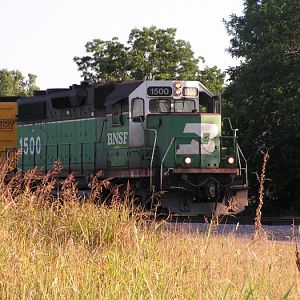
[107,132,128,145]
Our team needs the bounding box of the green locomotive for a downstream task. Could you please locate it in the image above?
[17,80,248,215]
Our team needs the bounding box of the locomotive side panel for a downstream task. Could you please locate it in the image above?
[18,117,107,175]
[17,85,108,175]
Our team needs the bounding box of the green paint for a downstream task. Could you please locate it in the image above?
[17,117,106,173]
[146,114,223,168]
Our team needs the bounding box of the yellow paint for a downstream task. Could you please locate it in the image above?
[0,102,17,159]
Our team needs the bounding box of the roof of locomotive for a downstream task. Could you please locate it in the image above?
[17,79,214,107]
[17,80,144,105]
[105,80,143,106]
[0,96,19,102]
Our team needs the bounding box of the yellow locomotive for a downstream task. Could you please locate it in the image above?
[0,99,17,160]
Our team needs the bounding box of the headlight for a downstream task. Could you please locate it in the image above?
[174,81,182,96]
[184,157,192,164]
[174,89,182,96]
[227,156,235,164]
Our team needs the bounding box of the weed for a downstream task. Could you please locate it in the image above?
[254,149,270,238]
[0,158,297,298]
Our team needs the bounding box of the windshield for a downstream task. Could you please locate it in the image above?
[149,99,196,113]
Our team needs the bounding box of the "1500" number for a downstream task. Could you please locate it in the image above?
[19,136,41,155]
[147,86,172,97]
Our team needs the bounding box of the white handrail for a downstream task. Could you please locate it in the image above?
[160,137,175,190]
[237,143,248,187]
[144,128,157,189]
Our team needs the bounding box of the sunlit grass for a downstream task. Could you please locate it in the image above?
[0,159,299,299]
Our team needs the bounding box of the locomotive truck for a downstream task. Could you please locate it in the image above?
[1,80,248,215]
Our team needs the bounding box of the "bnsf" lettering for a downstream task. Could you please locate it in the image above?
[107,132,128,145]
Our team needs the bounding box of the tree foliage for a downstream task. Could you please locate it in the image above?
[74,38,129,83]
[74,26,225,93]
[224,0,300,211]
[127,27,200,80]
[198,65,226,94]
[0,69,39,97]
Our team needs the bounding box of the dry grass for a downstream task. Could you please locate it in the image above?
[0,159,299,299]
[254,149,271,238]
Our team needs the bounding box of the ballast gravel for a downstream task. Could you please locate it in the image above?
[170,223,300,242]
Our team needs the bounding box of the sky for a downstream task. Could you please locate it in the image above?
[0,0,244,89]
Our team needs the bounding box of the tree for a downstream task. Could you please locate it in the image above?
[127,27,200,80]
[74,26,225,93]
[224,0,300,212]
[197,65,226,95]
[26,73,39,96]
[74,38,130,83]
[0,69,39,97]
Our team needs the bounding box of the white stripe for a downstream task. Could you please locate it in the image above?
[18,117,98,127]
[18,112,129,127]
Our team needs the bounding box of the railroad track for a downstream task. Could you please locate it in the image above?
[167,215,300,226]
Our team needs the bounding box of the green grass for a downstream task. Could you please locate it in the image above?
[0,160,299,299]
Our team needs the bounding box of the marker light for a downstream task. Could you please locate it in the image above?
[174,81,182,96]
[174,82,182,89]
[227,156,235,164]
[184,157,192,164]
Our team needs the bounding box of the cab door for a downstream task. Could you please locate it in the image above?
[106,100,129,168]
[129,97,145,148]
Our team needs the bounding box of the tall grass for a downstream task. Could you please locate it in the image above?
[254,149,271,238]
[0,159,299,299]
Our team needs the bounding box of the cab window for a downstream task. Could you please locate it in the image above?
[199,92,221,113]
[149,99,171,113]
[174,100,196,112]
[149,99,196,113]
[112,102,122,125]
[131,97,145,122]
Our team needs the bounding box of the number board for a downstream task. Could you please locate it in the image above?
[147,86,172,97]
[0,119,15,130]
[182,87,198,97]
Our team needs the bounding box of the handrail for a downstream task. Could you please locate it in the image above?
[237,143,248,187]
[223,117,239,138]
[140,118,158,190]
[143,128,157,189]
[220,134,248,187]
[160,137,175,190]
[223,117,234,131]
[222,119,247,186]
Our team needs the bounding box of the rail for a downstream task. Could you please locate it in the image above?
[167,215,300,226]
[237,143,248,187]
[160,137,175,190]
[222,117,248,187]
[143,128,157,190]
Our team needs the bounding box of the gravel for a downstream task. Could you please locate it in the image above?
[169,223,300,242]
